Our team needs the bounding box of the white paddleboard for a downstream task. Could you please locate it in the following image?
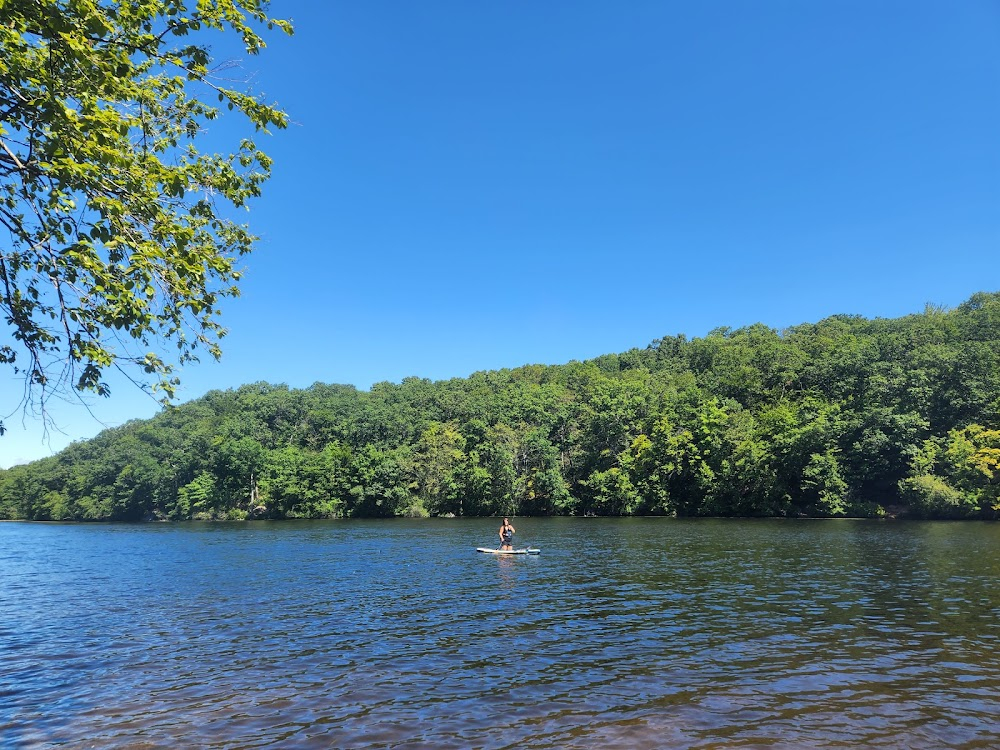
[476,547,540,555]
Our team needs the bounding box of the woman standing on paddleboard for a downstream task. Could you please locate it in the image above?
[499,517,515,549]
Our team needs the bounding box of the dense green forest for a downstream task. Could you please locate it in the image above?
[3,292,1000,521]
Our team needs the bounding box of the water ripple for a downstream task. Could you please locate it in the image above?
[2,518,1000,748]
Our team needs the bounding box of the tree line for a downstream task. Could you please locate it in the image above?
[2,292,999,521]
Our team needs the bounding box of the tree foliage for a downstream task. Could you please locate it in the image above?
[0,0,290,424]
[3,292,1000,521]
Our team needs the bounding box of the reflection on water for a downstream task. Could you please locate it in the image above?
[2,518,999,748]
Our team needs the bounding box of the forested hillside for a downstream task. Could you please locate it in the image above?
[3,292,1000,521]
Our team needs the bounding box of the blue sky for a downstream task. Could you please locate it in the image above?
[2,0,998,467]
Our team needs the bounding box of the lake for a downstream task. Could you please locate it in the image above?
[2,518,999,749]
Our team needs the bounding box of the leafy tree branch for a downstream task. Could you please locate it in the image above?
[0,0,291,431]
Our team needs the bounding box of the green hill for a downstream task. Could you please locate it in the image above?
[4,292,1000,521]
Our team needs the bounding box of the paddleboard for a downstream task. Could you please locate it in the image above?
[476,547,540,555]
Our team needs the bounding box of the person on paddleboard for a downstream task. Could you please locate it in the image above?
[499,517,515,549]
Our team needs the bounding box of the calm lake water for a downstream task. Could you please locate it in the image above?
[2,518,999,749]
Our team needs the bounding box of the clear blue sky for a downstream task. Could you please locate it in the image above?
[2,0,998,467]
